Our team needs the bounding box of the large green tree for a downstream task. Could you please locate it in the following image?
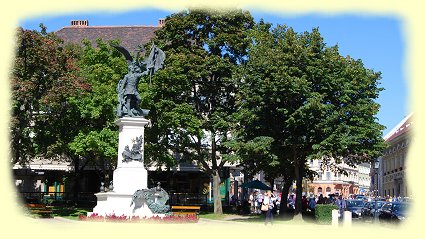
[11,25,126,197]
[143,9,254,214]
[11,26,87,166]
[67,38,128,191]
[236,21,386,215]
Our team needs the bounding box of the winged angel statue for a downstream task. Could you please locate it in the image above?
[112,44,165,118]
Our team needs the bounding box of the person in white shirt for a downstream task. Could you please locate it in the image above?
[249,192,255,213]
[263,190,274,225]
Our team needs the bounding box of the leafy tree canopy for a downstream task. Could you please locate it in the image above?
[67,38,129,166]
[143,8,254,213]
[11,26,87,164]
[235,20,386,213]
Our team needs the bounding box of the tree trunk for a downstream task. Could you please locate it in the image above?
[268,177,275,191]
[210,131,223,214]
[72,157,81,202]
[279,179,291,216]
[294,161,303,215]
[71,157,90,203]
[101,157,107,186]
[213,170,223,214]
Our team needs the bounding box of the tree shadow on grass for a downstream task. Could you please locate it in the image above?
[51,207,91,218]
[228,211,318,225]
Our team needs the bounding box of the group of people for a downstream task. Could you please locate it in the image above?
[301,194,317,212]
[246,190,375,224]
[247,190,276,225]
[248,190,279,215]
[382,195,410,202]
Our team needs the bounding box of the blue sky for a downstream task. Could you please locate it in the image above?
[19,8,407,137]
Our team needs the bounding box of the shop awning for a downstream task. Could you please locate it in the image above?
[239,180,272,190]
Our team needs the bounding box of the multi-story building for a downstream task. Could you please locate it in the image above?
[306,158,371,198]
[379,113,413,198]
[307,114,414,199]
[55,19,162,52]
[358,163,372,195]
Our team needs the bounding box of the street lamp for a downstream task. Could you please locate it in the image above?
[373,158,381,222]
[374,159,380,198]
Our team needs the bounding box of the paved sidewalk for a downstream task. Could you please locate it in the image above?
[30,215,258,225]
[29,216,83,224]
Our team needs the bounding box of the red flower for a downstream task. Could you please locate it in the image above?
[81,213,198,223]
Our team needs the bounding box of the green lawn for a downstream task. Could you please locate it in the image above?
[198,211,320,225]
[198,212,240,220]
[52,207,91,220]
[25,206,91,220]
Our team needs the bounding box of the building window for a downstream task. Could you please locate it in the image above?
[385,160,388,174]
[395,155,399,169]
[394,157,397,171]
[393,157,397,170]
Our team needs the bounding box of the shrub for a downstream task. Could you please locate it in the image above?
[315,204,338,225]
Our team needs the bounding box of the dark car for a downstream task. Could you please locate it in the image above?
[361,200,386,221]
[346,199,365,219]
[354,194,366,201]
[378,202,409,223]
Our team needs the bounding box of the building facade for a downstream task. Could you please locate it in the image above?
[306,158,371,198]
[379,114,413,198]
[357,163,372,194]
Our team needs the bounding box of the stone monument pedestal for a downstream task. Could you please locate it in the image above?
[89,117,156,218]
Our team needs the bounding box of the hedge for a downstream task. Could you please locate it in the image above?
[315,204,338,225]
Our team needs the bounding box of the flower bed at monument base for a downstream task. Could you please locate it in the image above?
[79,213,198,223]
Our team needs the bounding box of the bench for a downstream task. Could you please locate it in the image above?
[171,205,201,217]
[26,203,54,218]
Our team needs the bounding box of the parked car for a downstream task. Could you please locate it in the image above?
[354,194,366,201]
[346,199,365,219]
[361,200,386,221]
[378,202,409,223]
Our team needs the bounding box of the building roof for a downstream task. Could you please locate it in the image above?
[383,113,414,142]
[55,20,162,52]
[13,157,73,171]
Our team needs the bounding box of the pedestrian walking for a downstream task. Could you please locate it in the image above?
[302,195,308,212]
[287,194,295,210]
[336,195,346,219]
[308,196,316,213]
[317,194,324,204]
[256,192,264,214]
[263,190,274,225]
[254,191,261,213]
[249,192,255,213]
